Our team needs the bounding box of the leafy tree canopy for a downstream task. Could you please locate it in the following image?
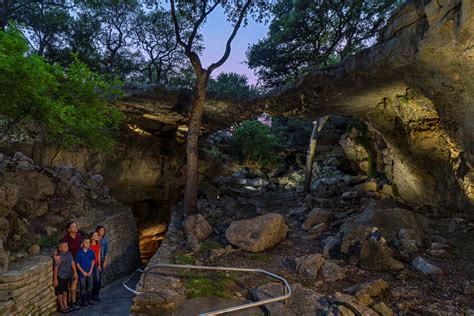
[1,0,194,85]
[207,72,260,100]
[0,26,124,151]
[247,0,402,87]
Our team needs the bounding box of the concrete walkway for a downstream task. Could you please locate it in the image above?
[54,272,141,316]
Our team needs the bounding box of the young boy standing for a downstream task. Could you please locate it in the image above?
[75,237,96,306]
[53,241,77,313]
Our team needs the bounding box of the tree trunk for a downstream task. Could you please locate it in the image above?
[184,73,208,215]
[304,116,329,194]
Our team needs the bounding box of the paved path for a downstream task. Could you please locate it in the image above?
[54,272,141,316]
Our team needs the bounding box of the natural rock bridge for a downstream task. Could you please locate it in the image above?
[118,0,473,213]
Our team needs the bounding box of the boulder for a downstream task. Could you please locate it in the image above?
[411,256,442,274]
[295,254,325,279]
[308,222,328,235]
[340,208,431,243]
[321,260,348,282]
[302,208,334,230]
[12,152,35,171]
[333,292,378,316]
[7,171,55,199]
[14,197,49,218]
[184,214,212,241]
[328,304,356,316]
[397,228,423,247]
[226,213,288,252]
[198,182,221,199]
[359,238,405,271]
[372,302,394,316]
[323,235,342,259]
[355,279,390,300]
[28,244,41,255]
[397,239,419,258]
[0,183,19,216]
[251,283,327,315]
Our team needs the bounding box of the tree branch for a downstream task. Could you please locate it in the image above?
[170,0,204,74]
[208,0,252,74]
[169,0,188,50]
[186,1,219,49]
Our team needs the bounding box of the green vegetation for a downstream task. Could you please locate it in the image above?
[198,240,223,254]
[175,254,196,265]
[185,272,237,299]
[207,72,261,100]
[0,26,123,151]
[231,120,281,168]
[271,117,313,150]
[245,252,271,264]
[247,0,401,87]
[35,234,60,248]
[203,145,222,160]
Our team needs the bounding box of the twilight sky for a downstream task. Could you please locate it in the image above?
[199,7,269,84]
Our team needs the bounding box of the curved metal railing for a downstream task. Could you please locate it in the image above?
[123,263,292,316]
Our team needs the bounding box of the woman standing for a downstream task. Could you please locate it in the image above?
[89,231,101,303]
[96,225,109,301]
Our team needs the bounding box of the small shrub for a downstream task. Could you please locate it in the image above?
[230,119,281,167]
[175,254,196,265]
[185,272,236,298]
[203,145,222,160]
[36,234,60,248]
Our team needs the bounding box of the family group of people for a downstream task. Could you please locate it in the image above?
[52,222,109,313]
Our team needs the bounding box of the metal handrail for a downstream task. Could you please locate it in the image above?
[124,263,292,316]
[122,268,144,295]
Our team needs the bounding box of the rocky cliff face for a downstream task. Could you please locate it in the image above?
[0,152,140,281]
[256,0,474,212]
[0,127,186,206]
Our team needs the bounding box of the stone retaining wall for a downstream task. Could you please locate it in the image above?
[131,207,186,315]
[100,210,141,285]
[0,255,56,315]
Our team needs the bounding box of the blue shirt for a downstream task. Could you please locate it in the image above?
[75,248,96,278]
[100,236,109,261]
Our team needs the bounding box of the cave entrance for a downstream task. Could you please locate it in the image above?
[130,199,172,264]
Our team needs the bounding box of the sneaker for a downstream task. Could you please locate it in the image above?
[88,300,95,305]
[81,302,88,307]
[71,302,81,311]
